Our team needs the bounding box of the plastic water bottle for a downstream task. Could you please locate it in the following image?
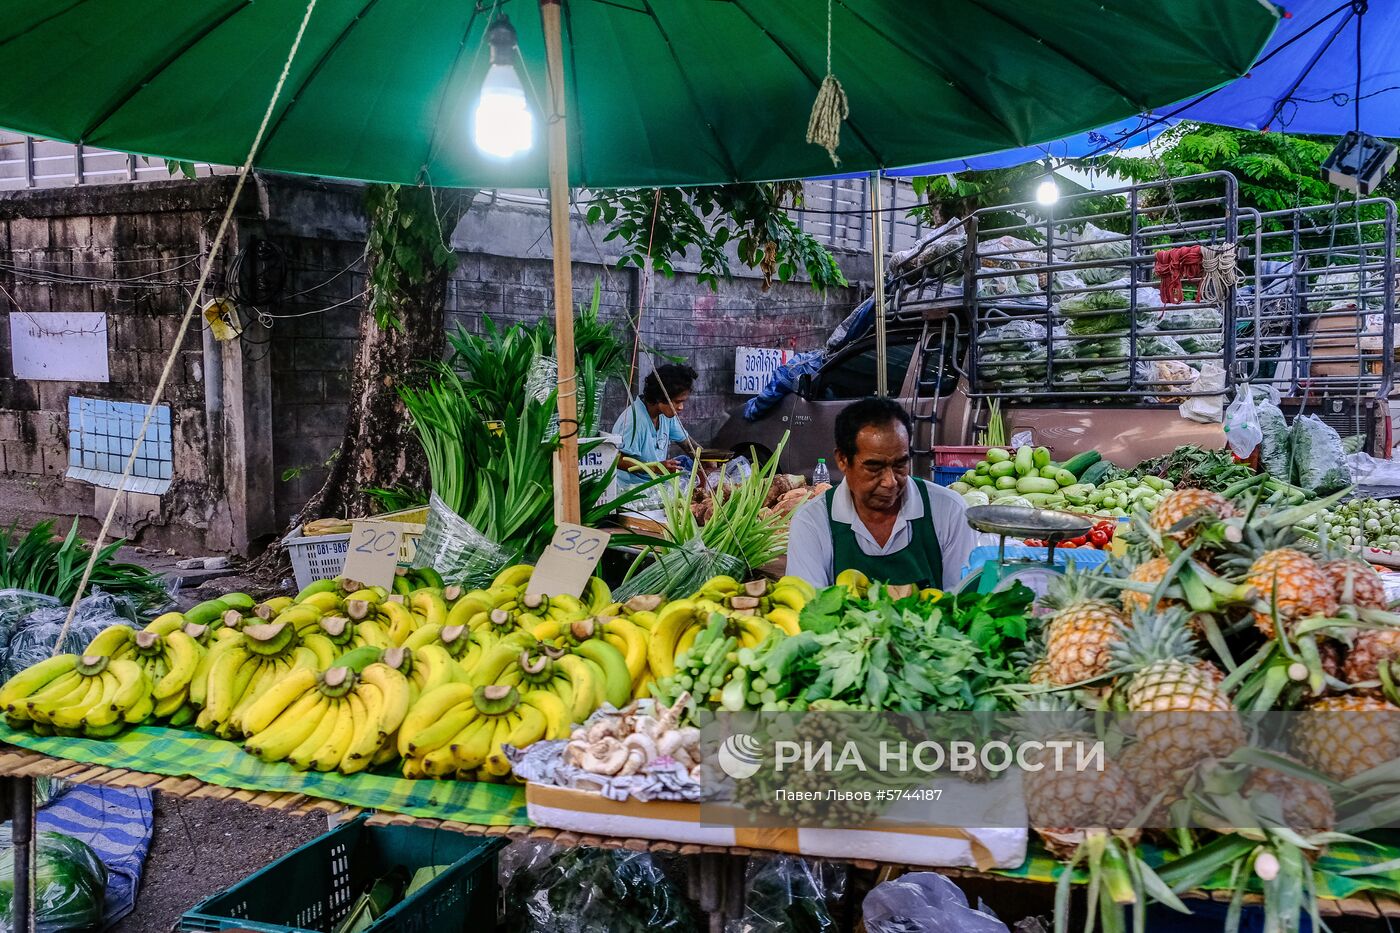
[812,458,830,486]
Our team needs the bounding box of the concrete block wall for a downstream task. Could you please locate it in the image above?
[0,181,227,550]
[0,175,869,549]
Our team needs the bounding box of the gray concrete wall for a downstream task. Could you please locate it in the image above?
[0,175,866,551]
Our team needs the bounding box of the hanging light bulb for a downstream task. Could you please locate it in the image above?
[1035,175,1060,206]
[473,15,534,159]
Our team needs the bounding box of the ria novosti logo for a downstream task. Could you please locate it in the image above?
[716,733,764,779]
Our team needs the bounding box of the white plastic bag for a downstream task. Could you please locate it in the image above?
[1222,387,1263,458]
[1347,452,1400,486]
[1178,362,1227,424]
[863,871,1009,933]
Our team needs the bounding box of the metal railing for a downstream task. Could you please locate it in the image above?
[0,132,231,189]
[967,172,1240,400]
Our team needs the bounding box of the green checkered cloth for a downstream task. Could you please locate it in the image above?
[999,837,1400,900]
[0,722,527,826]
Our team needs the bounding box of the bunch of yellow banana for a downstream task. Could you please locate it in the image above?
[398,681,568,782]
[0,653,152,738]
[195,621,322,739]
[402,623,482,677]
[529,617,639,708]
[84,623,205,727]
[241,659,411,774]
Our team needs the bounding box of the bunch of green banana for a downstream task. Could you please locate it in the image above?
[195,622,320,739]
[398,681,567,782]
[177,592,257,633]
[390,566,447,597]
[85,623,204,727]
[0,654,152,738]
[242,659,411,774]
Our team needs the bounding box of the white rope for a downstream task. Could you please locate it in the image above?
[805,0,848,167]
[52,0,322,655]
[1198,242,1240,309]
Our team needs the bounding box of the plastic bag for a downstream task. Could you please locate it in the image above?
[1,591,139,681]
[613,537,748,603]
[1347,452,1400,486]
[1177,362,1227,424]
[863,871,1008,933]
[0,827,108,933]
[500,841,695,933]
[1223,387,1263,458]
[729,856,845,933]
[412,492,513,588]
[1292,415,1350,493]
[1258,399,1291,481]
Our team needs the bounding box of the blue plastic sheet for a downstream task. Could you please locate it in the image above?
[961,545,1109,581]
[742,350,825,422]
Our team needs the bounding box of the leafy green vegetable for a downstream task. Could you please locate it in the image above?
[0,520,166,611]
[0,829,108,933]
[786,584,1035,712]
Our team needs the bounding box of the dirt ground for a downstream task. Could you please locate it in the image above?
[109,794,327,933]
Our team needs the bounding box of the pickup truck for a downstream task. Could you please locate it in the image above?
[708,172,1394,476]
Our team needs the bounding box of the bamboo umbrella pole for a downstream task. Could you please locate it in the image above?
[541,0,581,524]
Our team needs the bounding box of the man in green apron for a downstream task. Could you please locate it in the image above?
[786,398,975,590]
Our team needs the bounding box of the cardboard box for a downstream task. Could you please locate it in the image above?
[524,783,1027,870]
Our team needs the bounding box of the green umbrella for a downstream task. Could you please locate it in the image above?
[0,0,1275,187]
[0,0,1277,524]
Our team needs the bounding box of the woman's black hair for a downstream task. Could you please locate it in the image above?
[642,363,698,406]
[834,397,913,459]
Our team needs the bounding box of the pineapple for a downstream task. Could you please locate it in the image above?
[1110,609,1245,782]
[1292,694,1400,781]
[1245,547,1339,638]
[1116,740,1178,827]
[1039,571,1127,686]
[1120,556,1177,614]
[1242,760,1336,838]
[1149,488,1236,546]
[1342,626,1400,689]
[1324,557,1388,610]
[1016,697,1140,856]
[1025,656,1053,687]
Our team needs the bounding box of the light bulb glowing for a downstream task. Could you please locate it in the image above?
[473,63,534,159]
[1035,177,1060,206]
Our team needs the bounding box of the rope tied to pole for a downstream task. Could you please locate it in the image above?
[1199,242,1240,309]
[805,0,847,167]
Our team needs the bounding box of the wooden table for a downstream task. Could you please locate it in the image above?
[2,746,1398,926]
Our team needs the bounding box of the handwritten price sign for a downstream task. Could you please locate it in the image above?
[527,523,609,598]
[341,521,403,589]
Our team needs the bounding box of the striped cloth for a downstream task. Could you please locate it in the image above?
[37,783,153,927]
[0,722,528,826]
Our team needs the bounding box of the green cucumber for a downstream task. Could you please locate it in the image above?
[986,448,1011,463]
[989,461,1017,478]
[1032,446,1051,468]
[950,482,972,494]
[1078,461,1115,486]
[995,475,1020,491]
[1062,451,1103,478]
[970,474,994,488]
[1055,469,1077,487]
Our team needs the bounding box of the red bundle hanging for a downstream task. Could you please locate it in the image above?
[1154,244,1202,304]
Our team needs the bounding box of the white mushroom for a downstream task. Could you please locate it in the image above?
[579,736,628,775]
[585,718,622,743]
[564,740,589,767]
[656,731,685,759]
[622,732,659,764]
[618,747,648,776]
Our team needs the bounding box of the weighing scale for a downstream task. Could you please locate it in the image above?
[960,505,1095,598]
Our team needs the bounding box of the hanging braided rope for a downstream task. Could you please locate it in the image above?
[805,0,848,167]
[1198,242,1240,309]
[50,0,322,656]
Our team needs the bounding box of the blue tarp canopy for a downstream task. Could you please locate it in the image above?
[843,1,1391,180]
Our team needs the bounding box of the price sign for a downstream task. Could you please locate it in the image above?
[527,523,609,598]
[341,520,402,589]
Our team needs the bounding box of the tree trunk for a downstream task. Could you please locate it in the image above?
[251,186,471,574]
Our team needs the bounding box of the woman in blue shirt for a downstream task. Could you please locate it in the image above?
[612,363,700,486]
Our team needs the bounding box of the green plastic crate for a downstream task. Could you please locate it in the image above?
[179,815,506,933]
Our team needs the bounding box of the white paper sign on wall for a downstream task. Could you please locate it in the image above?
[10,312,109,382]
[733,346,792,395]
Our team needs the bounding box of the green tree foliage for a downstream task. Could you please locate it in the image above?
[586,182,847,292]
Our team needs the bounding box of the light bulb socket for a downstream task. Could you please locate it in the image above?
[487,15,519,66]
